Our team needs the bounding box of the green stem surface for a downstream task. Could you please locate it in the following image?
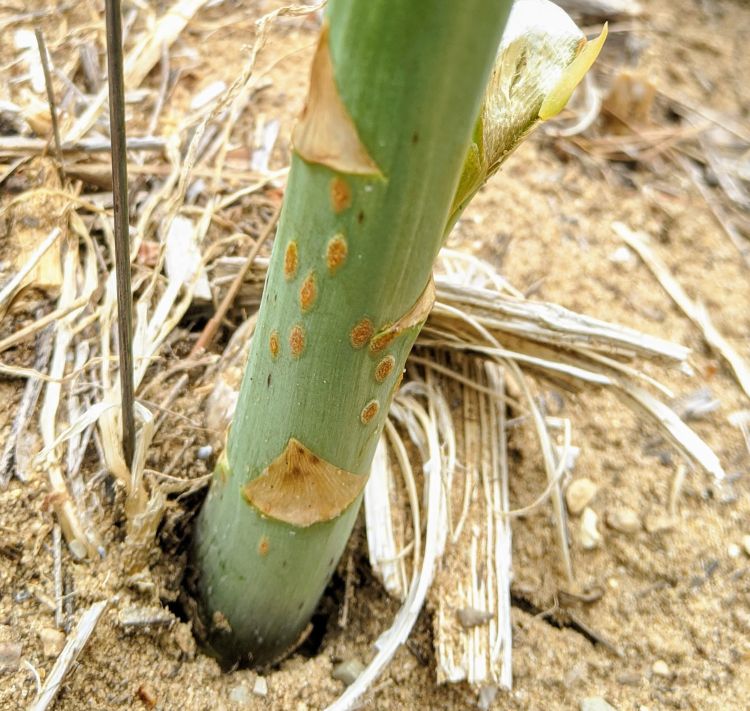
[194,0,511,666]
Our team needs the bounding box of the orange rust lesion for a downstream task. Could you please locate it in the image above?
[243,438,366,527]
[284,241,299,281]
[369,276,435,354]
[330,177,351,213]
[258,535,270,557]
[326,234,348,275]
[292,24,382,176]
[360,399,379,425]
[391,371,405,397]
[289,324,305,358]
[299,271,317,311]
[350,317,373,349]
[374,355,395,383]
[369,329,397,354]
[269,330,280,359]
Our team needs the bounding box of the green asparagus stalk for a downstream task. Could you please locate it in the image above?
[193,0,606,667]
[193,0,512,665]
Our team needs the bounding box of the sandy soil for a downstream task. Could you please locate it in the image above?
[1,1,749,710]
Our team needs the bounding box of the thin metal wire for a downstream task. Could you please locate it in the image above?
[104,0,136,469]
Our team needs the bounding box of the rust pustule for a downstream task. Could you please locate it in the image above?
[292,25,382,176]
[269,330,280,359]
[299,271,317,311]
[243,438,366,527]
[330,177,351,213]
[284,241,298,281]
[374,355,395,383]
[326,234,348,275]
[289,324,305,358]
[369,329,397,354]
[360,400,379,425]
[391,371,405,397]
[370,276,435,353]
[258,536,270,557]
[350,318,374,349]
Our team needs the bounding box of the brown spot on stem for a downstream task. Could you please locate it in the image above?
[243,438,366,527]
[258,536,270,557]
[326,234,348,275]
[299,271,317,311]
[370,277,436,353]
[284,241,298,280]
[350,318,373,349]
[360,400,379,425]
[369,329,397,353]
[269,330,280,359]
[330,177,351,213]
[392,371,405,396]
[289,324,305,357]
[292,25,382,176]
[374,355,395,383]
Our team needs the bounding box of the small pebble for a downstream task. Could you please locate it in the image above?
[606,507,641,534]
[580,697,617,711]
[652,660,671,677]
[580,507,602,550]
[644,512,675,534]
[566,478,598,516]
[68,539,87,560]
[609,245,635,265]
[332,658,365,686]
[118,606,175,629]
[253,676,268,697]
[137,683,157,709]
[0,642,22,673]
[39,627,65,658]
[457,607,493,628]
[197,445,213,460]
[478,684,498,711]
[228,684,252,706]
[617,671,641,686]
[742,535,750,557]
[728,543,741,559]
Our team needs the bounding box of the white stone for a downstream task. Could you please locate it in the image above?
[39,627,65,658]
[606,507,641,534]
[652,660,671,677]
[228,684,252,706]
[566,478,598,516]
[252,676,268,697]
[580,507,602,550]
[609,245,636,265]
[728,543,741,558]
[644,512,675,534]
